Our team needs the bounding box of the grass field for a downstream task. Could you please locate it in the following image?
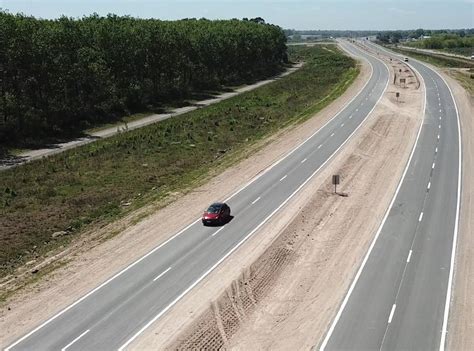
[392,47,474,69]
[0,45,358,279]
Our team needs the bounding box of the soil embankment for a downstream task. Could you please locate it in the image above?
[442,70,474,350]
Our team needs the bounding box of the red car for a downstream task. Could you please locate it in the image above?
[202,202,231,225]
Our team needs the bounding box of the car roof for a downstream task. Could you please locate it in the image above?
[209,202,225,207]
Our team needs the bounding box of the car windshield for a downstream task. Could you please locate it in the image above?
[206,205,221,213]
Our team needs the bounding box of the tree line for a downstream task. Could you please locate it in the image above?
[376,29,473,44]
[0,13,287,147]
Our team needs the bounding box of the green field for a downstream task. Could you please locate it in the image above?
[0,45,358,279]
[392,47,474,69]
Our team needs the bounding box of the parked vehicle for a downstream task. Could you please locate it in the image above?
[202,202,231,225]
[404,57,409,62]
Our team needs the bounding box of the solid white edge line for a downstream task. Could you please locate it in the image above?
[118,41,391,351]
[61,329,90,351]
[3,217,201,351]
[407,250,413,263]
[153,267,172,282]
[435,62,462,351]
[319,44,426,351]
[251,196,261,205]
[362,41,463,351]
[388,304,397,324]
[4,40,377,351]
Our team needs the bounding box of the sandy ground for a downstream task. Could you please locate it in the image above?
[0,63,302,170]
[441,70,474,350]
[0,46,368,348]
[129,50,424,349]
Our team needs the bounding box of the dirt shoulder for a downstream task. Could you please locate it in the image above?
[441,70,474,350]
[129,50,424,349]
[0,47,367,348]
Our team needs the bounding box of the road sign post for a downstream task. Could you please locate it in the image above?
[332,175,340,194]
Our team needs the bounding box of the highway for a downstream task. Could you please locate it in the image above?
[321,41,461,350]
[5,41,389,351]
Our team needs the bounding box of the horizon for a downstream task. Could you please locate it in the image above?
[1,0,473,30]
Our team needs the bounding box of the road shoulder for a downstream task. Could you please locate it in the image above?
[0,46,368,348]
[441,70,474,350]
[130,46,424,350]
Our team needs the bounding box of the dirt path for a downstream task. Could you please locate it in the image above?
[0,47,366,349]
[128,50,424,349]
[441,70,474,350]
[0,64,302,170]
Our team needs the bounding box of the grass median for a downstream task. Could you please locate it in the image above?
[0,44,358,280]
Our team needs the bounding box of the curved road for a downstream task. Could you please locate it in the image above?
[6,41,390,351]
[321,41,461,351]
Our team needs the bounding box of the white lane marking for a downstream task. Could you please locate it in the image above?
[439,116,442,120]
[361,102,364,106]
[251,196,261,205]
[438,134,440,140]
[439,109,442,113]
[432,162,436,169]
[279,175,287,182]
[436,62,462,351]
[356,108,359,112]
[330,133,335,137]
[435,147,438,153]
[5,40,384,351]
[427,181,431,190]
[419,212,424,222]
[318,144,322,149]
[120,44,392,351]
[320,51,423,351]
[341,123,345,127]
[211,226,226,237]
[439,102,441,106]
[301,158,307,164]
[153,267,172,282]
[61,330,90,351]
[349,115,353,119]
[388,304,397,323]
[407,250,413,263]
[439,125,441,129]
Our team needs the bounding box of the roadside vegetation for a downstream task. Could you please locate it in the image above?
[0,45,358,279]
[392,47,474,69]
[404,33,474,57]
[0,13,287,151]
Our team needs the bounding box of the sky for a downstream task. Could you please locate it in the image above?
[1,0,473,30]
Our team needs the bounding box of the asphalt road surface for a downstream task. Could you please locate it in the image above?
[6,41,390,351]
[321,41,461,351]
